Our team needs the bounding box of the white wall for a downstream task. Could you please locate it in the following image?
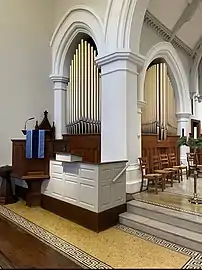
[54,0,108,28]
[0,0,54,165]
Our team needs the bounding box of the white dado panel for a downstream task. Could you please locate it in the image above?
[98,163,126,212]
[42,159,126,213]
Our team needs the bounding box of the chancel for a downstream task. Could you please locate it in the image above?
[1,0,202,268]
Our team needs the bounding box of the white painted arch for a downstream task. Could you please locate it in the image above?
[105,0,150,52]
[138,42,191,115]
[50,5,106,76]
[190,54,202,95]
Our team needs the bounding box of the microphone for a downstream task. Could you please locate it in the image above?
[24,117,35,130]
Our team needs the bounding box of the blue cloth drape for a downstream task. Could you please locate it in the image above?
[26,130,45,159]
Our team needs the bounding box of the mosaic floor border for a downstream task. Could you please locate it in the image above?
[115,224,202,269]
[134,196,202,217]
[0,206,112,269]
[1,204,201,269]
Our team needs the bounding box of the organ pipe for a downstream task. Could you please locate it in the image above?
[67,39,100,134]
[142,62,177,139]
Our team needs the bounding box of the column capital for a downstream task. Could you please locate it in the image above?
[50,75,69,91]
[96,50,145,76]
[50,75,69,84]
[176,112,191,121]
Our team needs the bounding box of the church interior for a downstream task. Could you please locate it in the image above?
[1,0,202,268]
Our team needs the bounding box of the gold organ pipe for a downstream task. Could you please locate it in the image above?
[91,46,94,122]
[94,50,97,122]
[84,41,88,119]
[156,64,159,137]
[75,49,79,122]
[69,62,72,124]
[160,63,163,139]
[163,63,167,139]
[78,44,81,120]
[73,54,76,124]
[97,70,100,122]
[81,40,84,120]
[87,43,91,120]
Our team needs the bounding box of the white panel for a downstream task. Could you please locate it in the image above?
[80,164,97,180]
[51,177,64,198]
[64,180,79,202]
[100,184,111,206]
[51,164,63,174]
[79,183,96,210]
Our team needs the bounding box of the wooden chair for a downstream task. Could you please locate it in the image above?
[168,153,188,181]
[138,157,164,194]
[152,155,173,187]
[159,153,180,183]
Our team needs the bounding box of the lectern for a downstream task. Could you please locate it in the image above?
[12,111,68,207]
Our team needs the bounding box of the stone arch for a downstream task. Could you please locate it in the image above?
[105,0,150,52]
[50,5,106,77]
[190,54,202,96]
[139,42,191,114]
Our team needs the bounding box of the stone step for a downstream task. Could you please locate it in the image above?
[119,212,202,253]
[127,200,202,233]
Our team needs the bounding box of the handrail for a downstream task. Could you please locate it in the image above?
[112,163,130,183]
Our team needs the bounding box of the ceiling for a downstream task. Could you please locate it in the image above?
[148,0,202,55]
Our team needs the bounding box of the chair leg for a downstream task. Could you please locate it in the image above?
[180,169,183,182]
[155,178,158,194]
[186,167,188,180]
[171,173,173,187]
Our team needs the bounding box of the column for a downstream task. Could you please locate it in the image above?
[176,112,191,164]
[96,51,145,193]
[50,75,69,139]
[195,94,202,123]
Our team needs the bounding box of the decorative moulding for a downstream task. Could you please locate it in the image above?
[96,50,145,68]
[144,10,193,58]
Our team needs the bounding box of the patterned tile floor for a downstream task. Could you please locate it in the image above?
[0,201,201,268]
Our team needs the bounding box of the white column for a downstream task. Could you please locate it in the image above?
[176,112,191,164]
[50,75,69,139]
[96,51,145,193]
[195,95,202,124]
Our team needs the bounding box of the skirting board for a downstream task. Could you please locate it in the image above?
[15,185,126,233]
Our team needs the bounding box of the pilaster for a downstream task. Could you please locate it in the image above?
[96,51,145,193]
[50,75,69,139]
[176,112,191,164]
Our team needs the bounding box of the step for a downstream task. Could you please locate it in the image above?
[119,212,202,253]
[127,200,202,233]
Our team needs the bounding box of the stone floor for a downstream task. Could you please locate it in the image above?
[133,174,202,214]
[0,200,191,269]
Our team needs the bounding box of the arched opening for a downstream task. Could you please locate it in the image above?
[65,34,101,134]
[140,48,189,168]
[142,59,177,140]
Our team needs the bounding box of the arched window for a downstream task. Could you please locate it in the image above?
[66,36,101,134]
[142,59,177,140]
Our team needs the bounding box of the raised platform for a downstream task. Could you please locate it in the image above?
[120,177,202,253]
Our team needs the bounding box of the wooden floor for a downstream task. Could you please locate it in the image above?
[0,216,82,269]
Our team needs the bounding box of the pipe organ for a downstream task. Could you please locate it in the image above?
[142,62,177,140]
[67,39,101,134]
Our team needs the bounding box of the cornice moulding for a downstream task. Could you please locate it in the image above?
[144,11,193,58]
